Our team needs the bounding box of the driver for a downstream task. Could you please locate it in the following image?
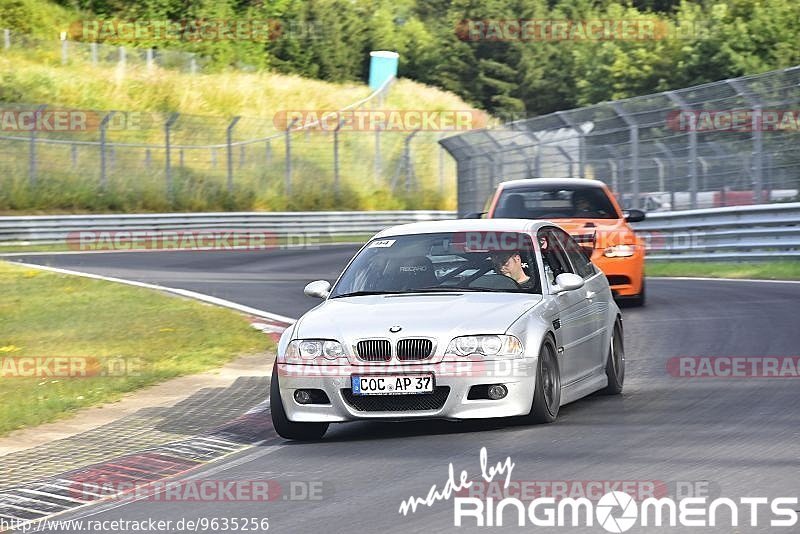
[490,250,536,290]
[572,190,604,217]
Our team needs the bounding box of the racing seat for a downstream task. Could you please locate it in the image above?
[383,256,438,291]
[494,193,527,218]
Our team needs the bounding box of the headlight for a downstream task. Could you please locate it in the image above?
[604,244,636,258]
[285,339,345,363]
[445,335,523,358]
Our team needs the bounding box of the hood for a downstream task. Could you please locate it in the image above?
[294,292,542,346]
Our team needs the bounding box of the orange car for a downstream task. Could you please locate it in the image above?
[484,178,647,305]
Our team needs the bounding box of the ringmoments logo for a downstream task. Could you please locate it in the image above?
[398,448,799,530]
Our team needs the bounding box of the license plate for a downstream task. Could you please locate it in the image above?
[351,374,434,395]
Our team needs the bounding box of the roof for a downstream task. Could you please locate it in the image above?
[374,218,555,238]
[499,178,607,190]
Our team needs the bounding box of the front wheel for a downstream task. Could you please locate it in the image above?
[525,338,561,424]
[600,319,625,395]
[270,367,329,440]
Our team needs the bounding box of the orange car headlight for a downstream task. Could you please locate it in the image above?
[604,244,636,258]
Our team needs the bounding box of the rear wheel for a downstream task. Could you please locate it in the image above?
[270,367,329,441]
[600,319,625,395]
[526,338,561,424]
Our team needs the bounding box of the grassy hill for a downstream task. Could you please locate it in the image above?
[0,1,485,213]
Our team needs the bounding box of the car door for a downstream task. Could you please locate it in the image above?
[537,227,595,387]
[552,227,609,375]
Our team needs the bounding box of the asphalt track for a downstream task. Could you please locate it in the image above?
[8,247,800,533]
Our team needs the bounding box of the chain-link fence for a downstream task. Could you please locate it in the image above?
[441,66,800,217]
[1,28,209,74]
[0,79,458,211]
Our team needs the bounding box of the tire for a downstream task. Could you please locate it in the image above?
[628,277,646,307]
[526,338,561,424]
[600,319,625,395]
[270,367,329,441]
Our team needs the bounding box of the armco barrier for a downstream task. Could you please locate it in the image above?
[0,205,798,261]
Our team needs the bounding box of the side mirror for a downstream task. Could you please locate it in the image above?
[624,209,646,223]
[463,211,486,219]
[304,280,331,299]
[554,273,585,293]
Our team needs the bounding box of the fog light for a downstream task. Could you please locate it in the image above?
[487,384,507,400]
[294,390,312,404]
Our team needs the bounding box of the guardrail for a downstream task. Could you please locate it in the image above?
[0,205,798,261]
[0,211,456,244]
[633,202,800,261]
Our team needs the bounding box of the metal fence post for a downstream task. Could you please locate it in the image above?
[164,113,179,198]
[555,111,585,178]
[3,29,9,49]
[612,103,640,209]
[119,46,126,72]
[71,144,78,168]
[265,140,272,166]
[727,79,764,203]
[374,123,382,183]
[226,116,241,193]
[285,118,299,195]
[655,141,677,209]
[666,91,698,209]
[29,105,46,187]
[438,136,445,193]
[90,42,97,64]
[333,119,345,194]
[146,48,153,70]
[404,128,421,192]
[99,111,116,190]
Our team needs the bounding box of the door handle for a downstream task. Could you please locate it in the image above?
[585,290,596,300]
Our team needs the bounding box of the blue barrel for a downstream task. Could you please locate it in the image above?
[368,51,399,90]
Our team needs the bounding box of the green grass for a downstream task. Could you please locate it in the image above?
[0,261,272,435]
[646,261,800,281]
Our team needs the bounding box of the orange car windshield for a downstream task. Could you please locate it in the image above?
[494,187,619,220]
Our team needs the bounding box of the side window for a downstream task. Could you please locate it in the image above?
[553,228,596,279]
[537,228,573,286]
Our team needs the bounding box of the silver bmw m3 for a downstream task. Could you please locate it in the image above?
[270,219,624,440]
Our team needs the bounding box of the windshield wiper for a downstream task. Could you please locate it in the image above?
[409,286,505,293]
[330,290,404,298]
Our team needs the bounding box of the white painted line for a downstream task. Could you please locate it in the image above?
[182,439,239,452]
[652,276,800,285]
[15,489,87,505]
[194,436,245,448]
[50,480,109,498]
[11,262,297,324]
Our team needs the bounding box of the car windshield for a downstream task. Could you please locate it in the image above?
[494,186,619,220]
[330,232,541,297]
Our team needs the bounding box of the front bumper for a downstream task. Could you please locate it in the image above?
[275,359,537,423]
[592,249,645,297]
